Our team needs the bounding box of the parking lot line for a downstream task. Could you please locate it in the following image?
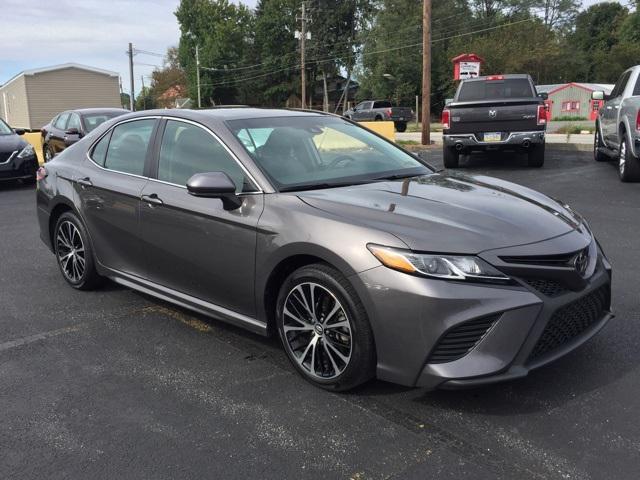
[0,323,85,353]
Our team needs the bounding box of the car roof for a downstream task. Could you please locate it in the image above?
[73,108,129,115]
[463,74,532,82]
[117,107,329,123]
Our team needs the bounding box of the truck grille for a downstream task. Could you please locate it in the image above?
[427,314,499,364]
[528,285,609,362]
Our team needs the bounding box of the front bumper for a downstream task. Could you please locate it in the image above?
[351,234,612,390]
[444,130,545,151]
[0,152,38,181]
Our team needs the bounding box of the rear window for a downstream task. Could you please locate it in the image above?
[373,101,392,108]
[457,78,534,101]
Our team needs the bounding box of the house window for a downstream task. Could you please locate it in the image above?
[561,101,580,112]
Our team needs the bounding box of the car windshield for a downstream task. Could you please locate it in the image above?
[458,78,534,101]
[82,112,123,133]
[227,116,431,191]
[0,119,13,135]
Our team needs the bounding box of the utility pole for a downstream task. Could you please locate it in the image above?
[196,44,201,108]
[128,43,135,111]
[421,0,431,145]
[140,75,146,110]
[296,2,309,109]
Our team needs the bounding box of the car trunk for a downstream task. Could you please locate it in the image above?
[389,107,413,121]
[448,99,543,136]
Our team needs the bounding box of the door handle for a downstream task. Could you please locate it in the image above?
[77,177,93,188]
[141,193,163,206]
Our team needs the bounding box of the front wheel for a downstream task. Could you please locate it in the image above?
[276,264,376,391]
[527,143,545,168]
[594,125,609,162]
[618,133,640,182]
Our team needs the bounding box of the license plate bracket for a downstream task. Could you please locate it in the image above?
[483,132,502,142]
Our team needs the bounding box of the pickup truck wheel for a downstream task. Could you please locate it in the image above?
[527,143,545,168]
[395,122,407,133]
[374,116,383,121]
[618,134,640,182]
[594,126,609,162]
[443,146,460,168]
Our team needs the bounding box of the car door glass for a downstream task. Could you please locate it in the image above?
[54,113,70,130]
[67,114,81,131]
[235,127,272,154]
[634,75,640,97]
[90,132,111,167]
[611,72,630,98]
[157,120,255,193]
[103,119,154,176]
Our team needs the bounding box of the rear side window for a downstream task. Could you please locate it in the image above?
[103,119,155,176]
[457,78,534,101]
[373,101,392,108]
[91,133,111,166]
[633,75,640,97]
[54,113,70,129]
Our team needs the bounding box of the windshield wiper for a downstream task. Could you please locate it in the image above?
[372,173,421,181]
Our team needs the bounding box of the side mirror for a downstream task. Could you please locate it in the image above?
[537,92,548,100]
[65,127,80,135]
[591,91,605,101]
[14,128,25,135]
[444,98,453,106]
[186,171,242,210]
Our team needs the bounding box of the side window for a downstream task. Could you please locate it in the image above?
[158,120,254,193]
[67,113,81,131]
[611,72,631,98]
[91,133,111,167]
[54,112,70,129]
[633,74,640,97]
[103,119,155,176]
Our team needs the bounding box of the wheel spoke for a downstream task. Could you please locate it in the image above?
[322,301,341,325]
[310,338,318,376]
[294,285,314,319]
[283,323,313,333]
[284,306,311,327]
[57,233,71,250]
[325,338,350,364]
[324,319,349,330]
[296,335,316,366]
[322,340,341,375]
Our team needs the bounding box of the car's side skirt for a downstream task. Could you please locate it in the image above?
[102,267,268,336]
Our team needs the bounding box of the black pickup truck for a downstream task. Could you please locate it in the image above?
[441,74,548,168]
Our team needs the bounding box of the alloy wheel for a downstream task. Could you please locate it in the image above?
[282,282,352,380]
[620,140,626,175]
[56,220,85,283]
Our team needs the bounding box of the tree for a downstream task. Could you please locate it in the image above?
[150,47,187,103]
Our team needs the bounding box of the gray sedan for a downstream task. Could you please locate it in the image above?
[36,108,612,391]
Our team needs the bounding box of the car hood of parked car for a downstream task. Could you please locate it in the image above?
[297,173,582,253]
[0,133,27,153]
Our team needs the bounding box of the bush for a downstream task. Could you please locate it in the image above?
[552,115,588,121]
[555,125,594,134]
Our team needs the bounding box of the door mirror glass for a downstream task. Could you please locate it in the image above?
[537,92,548,100]
[186,172,242,209]
[591,90,604,101]
[65,127,80,135]
[444,98,453,106]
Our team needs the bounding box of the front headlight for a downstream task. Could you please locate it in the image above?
[367,244,510,283]
[17,144,35,158]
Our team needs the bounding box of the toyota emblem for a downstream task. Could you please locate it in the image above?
[573,250,589,277]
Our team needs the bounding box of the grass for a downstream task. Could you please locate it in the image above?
[406,122,443,133]
[552,115,588,122]
[397,140,420,146]
[555,124,594,135]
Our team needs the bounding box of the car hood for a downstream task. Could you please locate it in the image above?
[0,133,27,153]
[297,173,582,253]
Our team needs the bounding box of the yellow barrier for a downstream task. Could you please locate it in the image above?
[22,132,44,165]
[360,121,396,142]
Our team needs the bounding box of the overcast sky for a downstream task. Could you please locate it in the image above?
[0,0,623,93]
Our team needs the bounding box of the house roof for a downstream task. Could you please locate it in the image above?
[1,63,119,90]
[536,82,615,95]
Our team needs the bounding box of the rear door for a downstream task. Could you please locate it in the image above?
[138,118,263,316]
[354,102,372,121]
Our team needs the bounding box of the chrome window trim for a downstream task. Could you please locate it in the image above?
[0,150,18,165]
[156,116,263,194]
[85,116,162,180]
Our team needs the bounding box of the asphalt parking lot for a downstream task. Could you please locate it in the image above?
[1,148,639,480]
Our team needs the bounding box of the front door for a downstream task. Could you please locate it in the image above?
[138,119,263,317]
[601,71,630,145]
[76,118,157,276]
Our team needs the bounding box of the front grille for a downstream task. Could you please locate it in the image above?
[427,314,499,364]
[528,285,609,362]
[500,251,579,267]
[524,278,568,297]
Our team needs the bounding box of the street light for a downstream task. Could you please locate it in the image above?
[185,31,201,108]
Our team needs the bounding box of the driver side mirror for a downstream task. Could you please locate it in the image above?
[537,92,548,100]
[186,171,242,210]
[65,127,81,136]
[14,128,25,135]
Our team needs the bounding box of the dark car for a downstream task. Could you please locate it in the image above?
[442,74,548,168]
[0,118,39,184]
[41,108,128,162]
[37,108,612,391]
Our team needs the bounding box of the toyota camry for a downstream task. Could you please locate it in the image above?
[36,108,613,391]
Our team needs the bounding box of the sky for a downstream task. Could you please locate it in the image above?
[0,0,625,94]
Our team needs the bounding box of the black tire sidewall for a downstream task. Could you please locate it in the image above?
[275,264,375,391]
[54,212,99,289]
[443,146,460,168]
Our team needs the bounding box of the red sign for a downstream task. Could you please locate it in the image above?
[452,54,485,81]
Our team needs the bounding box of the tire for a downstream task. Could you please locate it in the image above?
[618,133,640,182]
[22,176,37,185]
[54,212,103,290]
[374,116,383,121]
[527,142,545,168]
[276,263,376,391]
[44,144,54,163]
[443,146,460,168]
[594,124,609,162]
[395,122,407,133]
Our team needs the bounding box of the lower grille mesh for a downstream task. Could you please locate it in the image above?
[524,279,568,297]
[427,315,499,364]
[528,285,609,361]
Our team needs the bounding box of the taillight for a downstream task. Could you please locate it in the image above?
[636,110,640,131]
[487,75,504,81]
[36,166,47,181]
[386,108,392,117]
[441,109,451,130]
[537,105,547,126]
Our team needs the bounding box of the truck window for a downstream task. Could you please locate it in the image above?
[633,75,640,97]
[457,78,534,101]
[373,101,392,108]
[610,71,631,98]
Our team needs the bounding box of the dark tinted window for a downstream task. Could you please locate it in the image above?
[103,119,154,176]
[373,101,392,108]
[457,78,534,101]
[634,75,640,97]
[91,133,111,166]
[158,120,253,192]
[54,113,70,129]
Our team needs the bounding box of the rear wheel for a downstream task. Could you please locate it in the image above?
[395,122,407,132]
[276,264,375,391]
[54,212,103,290]
[594,125,609,162]
[527,142,545,168]
[618,133,640,182]
[443,146,460,168]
